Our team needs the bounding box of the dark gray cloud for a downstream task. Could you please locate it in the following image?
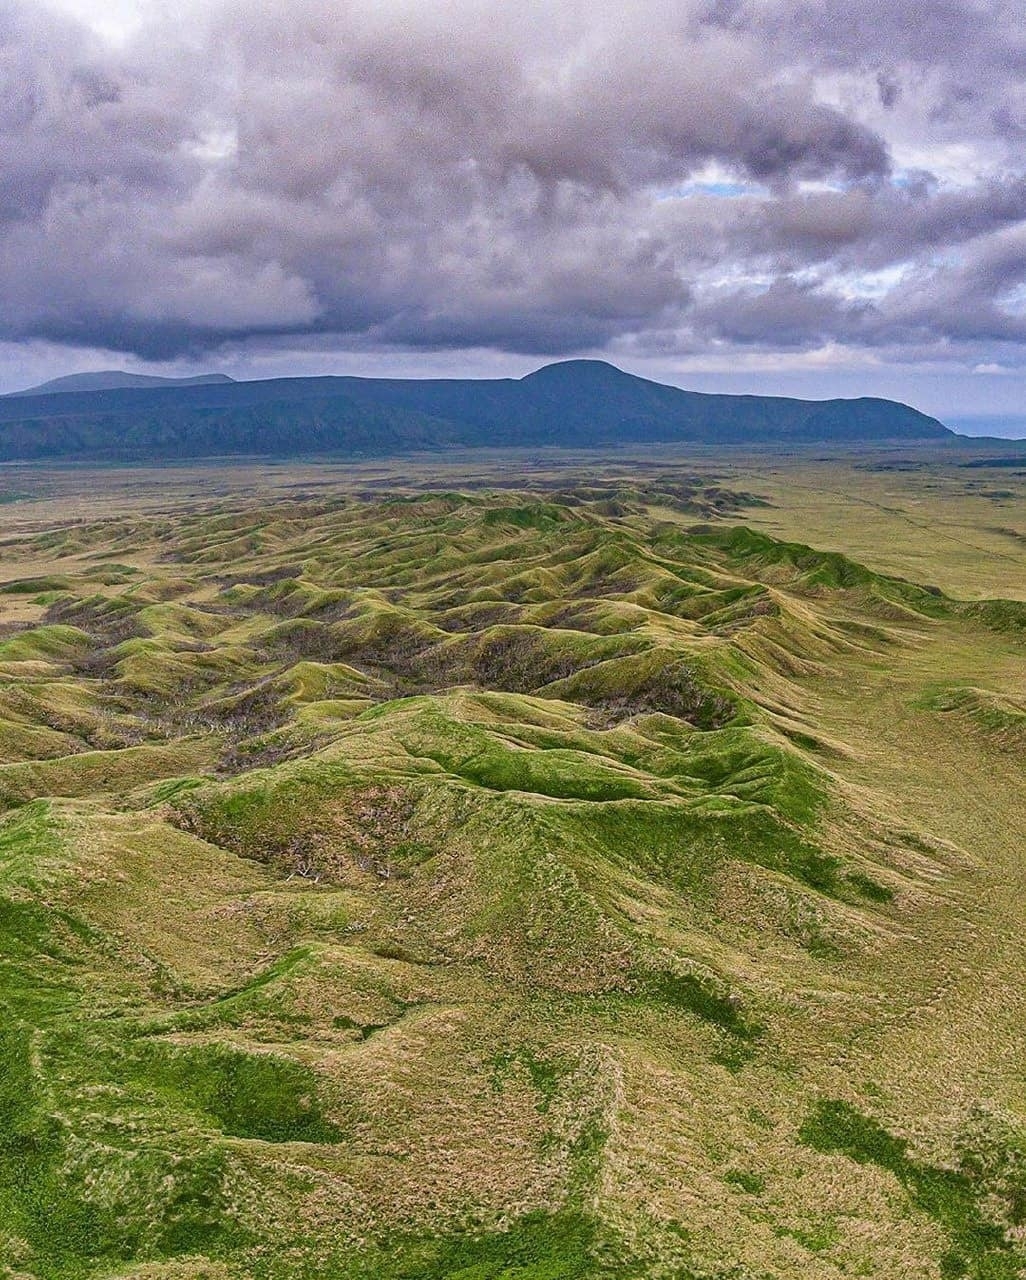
[3,0,1026,392]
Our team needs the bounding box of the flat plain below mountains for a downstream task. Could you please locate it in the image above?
[0,445,1024,1280]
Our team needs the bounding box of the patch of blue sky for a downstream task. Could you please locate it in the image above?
[677,179,755,197]
[693,267,777,299]
[794,178,851,194]
[998,283,1026,317]
[655,162,767,201]
[830,264,909,301]
[926,247,966,270]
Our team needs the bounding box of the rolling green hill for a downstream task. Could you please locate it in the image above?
[0,459,1023,1278]
[0,361,949,460]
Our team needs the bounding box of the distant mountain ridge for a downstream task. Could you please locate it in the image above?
[0,359,950,460]
[8,371,235,396]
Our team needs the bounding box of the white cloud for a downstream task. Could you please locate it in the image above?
[40,0,154,42]
[2,0,1026,413]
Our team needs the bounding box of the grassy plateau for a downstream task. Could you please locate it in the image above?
[0,446,1023,1278]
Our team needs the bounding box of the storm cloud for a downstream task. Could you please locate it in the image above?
[3,0,1026,398]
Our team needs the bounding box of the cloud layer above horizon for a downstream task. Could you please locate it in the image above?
[4,0,1026,406]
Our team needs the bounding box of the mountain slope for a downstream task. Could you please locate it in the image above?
[0,360,949,459]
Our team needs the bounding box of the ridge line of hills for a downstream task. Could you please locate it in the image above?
[0,359,951,460]
[7,371,236,396]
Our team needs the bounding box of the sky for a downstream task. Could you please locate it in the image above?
[3,0,1026,426]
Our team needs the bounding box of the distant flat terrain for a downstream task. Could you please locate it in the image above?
[0,446,1024,1278]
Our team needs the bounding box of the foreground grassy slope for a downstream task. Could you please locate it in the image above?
[0,468,1023,1279]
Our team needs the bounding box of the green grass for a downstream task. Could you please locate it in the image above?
[724,1169,765,1194]
[255,1210,611,1280]
[135,1042,343,1144]
[0,1021,250,1275]
[0,456,1023,1277]
[639,970,764,1044]
[491,1048,564,1113]
[845,871,895,903]
[800,1100,1020,1278]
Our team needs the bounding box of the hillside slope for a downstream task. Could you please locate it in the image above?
[0,360,949,459]
[0,475,1023,1278]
